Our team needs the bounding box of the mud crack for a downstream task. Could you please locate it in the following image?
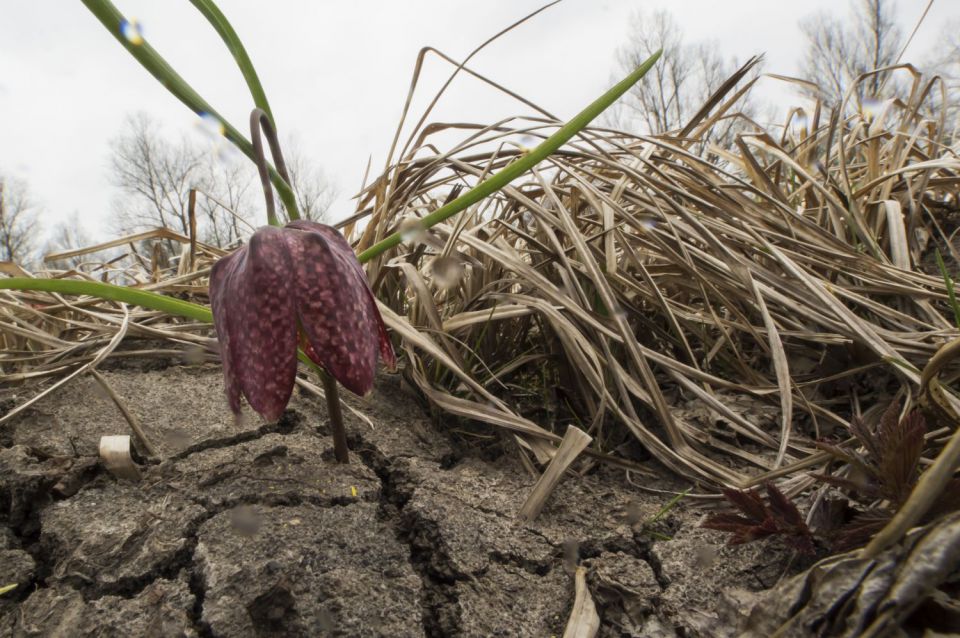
[169,408,302,461]
[354,438,464,637]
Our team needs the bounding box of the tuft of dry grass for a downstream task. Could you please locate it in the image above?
[346,59,960,488]
[3,59,960,495]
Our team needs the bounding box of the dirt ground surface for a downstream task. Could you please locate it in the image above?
[0,353,794,637]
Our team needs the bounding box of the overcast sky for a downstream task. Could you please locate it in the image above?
[0,0,956,244]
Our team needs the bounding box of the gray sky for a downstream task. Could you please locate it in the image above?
[0,1,955,244]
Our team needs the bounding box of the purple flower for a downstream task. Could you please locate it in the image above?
[210,220,395,421]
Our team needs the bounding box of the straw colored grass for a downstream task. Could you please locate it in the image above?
[2,60,959,494]
[349,59,960,488]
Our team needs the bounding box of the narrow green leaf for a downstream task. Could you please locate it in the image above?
[80,0,299,217]
[0,584,17,597]
[935,249,960,329]
[0,278,212,322]
[0,277,327,369]
[188,0,275,124]
[650,488,691,523]
[357,50,662,264]
[1,51,661,324]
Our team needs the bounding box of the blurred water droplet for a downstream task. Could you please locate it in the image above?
[233,410,251,429]
[196,112,225,138]
[521,210,538,233]
[431,255,463,290]
[861,96,882,120]
[216,142,242,164]
[163,427,193,450]
[317,608,335,632]
[91,381,110,401]
[399,217,425,244]
[693,545,718,569]
[640,218,657,231]
[230,505,261,536]
[120,19,144,45]
[792,111,808,134]
[612,308,629,322]
[519,134,537,147]
[625,501,645,526]
[181,345,207,365]
[562,539,579,573]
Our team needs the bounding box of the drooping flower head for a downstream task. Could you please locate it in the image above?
[210,220,395,421]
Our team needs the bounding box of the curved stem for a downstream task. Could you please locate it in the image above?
[188,0,275,123]
[80,0,299,214]
[0,278,212,321]
[250,108,297,224]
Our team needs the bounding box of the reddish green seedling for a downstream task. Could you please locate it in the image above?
[209,109,395,463]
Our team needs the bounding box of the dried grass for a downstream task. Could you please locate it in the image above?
[3,60,960,491]
[349,59,960,487]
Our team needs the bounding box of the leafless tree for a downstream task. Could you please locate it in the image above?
[283,137,337,223]
[924,18,960,138]
[193,158,257,249]
[109,113,336,251]
[0,176,39,265]
[110,113,203,238]
[608,9,759,150]
[798,0,903,108]
[43,212,100,270]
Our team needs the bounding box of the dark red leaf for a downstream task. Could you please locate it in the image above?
[701,513,758,532]
[811,473,881,499]
[765,482,806,529]
[877,409,925,505]
[832,509,892,551]
[815,441,875,482]
[850,411,883,463]
[704,483,814,554]
[721,487,769,522]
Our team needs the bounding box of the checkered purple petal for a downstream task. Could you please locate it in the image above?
[210,226,299,421]
[285,221,395,394]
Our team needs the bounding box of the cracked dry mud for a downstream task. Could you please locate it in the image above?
[0,357,789,637]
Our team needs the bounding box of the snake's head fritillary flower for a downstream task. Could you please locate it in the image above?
[210,220,395,421]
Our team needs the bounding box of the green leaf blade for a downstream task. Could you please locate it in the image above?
[357,50,662,264]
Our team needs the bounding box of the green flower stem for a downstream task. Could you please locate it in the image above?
[356,49,662,264]
[320,370,349,463]
[80,0,299,218]
[187,0,275,124]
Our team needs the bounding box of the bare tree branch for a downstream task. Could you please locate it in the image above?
[608,9,760,153]
[0,176,39,265]
[109,113,337,250]
[799,0,903,107]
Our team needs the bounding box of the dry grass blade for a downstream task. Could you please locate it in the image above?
[89,369,159,458]
[562,566,600,638]
[518,425,592,522]
[350,60,959,487]
[0,303,132,425]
